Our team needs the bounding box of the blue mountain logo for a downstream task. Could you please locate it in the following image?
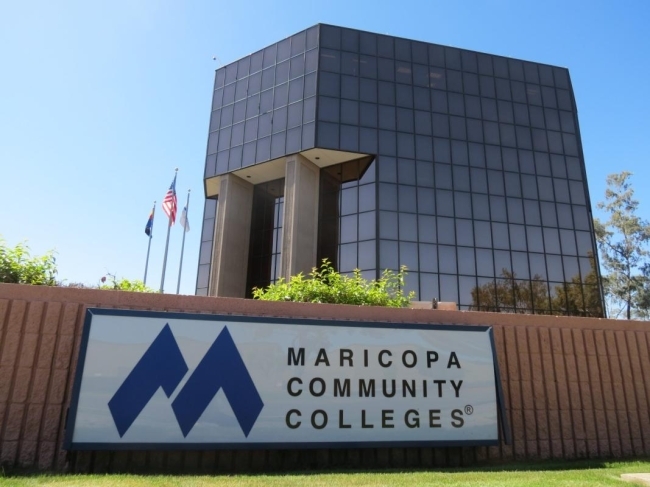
[108,325,264,438]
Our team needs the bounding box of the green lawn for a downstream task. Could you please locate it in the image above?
[2,460,650,486]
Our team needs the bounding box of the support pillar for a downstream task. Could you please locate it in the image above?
[281,154,320,280]
[209,173,254,297]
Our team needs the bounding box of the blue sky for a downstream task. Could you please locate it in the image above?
[1,0,648,294]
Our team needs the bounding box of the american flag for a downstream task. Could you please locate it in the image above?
[162,176,177,224]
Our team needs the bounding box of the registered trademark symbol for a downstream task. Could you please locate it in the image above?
[464,405,474,415]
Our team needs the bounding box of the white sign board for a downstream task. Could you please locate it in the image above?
[65,309,505,450]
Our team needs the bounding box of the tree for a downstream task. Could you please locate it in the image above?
[0,236,57,285]
[253,259,414,307]
[594,172,650,320]
[633,264,650,320]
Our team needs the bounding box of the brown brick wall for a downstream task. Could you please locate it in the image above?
[1,282,649,472]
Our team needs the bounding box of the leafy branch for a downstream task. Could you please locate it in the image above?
[253,259,414,307]
[0,236,57,286]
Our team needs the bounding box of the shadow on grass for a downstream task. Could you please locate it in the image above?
[3,458,650,478]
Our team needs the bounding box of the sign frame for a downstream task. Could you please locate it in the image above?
[64,308,510,451]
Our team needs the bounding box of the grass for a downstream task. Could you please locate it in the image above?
[2,459,650,486]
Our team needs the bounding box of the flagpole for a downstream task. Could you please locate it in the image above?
[176,189,191,294]
[143,201,155,285]
[160,168,178,293]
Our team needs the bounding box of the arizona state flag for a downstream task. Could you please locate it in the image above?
[145,206,155,237]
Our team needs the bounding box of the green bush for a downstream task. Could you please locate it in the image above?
[252,259,414,307]
[0,237,57,285]
[99,274,157,293]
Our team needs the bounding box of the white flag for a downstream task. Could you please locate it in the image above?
[179,207,190,232]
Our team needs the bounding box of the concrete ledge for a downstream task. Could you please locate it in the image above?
[409,301,458,311]
[0,283,637,331]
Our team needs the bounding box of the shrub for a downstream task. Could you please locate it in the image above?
[99,274,157,293]
[252,259,414,307]
[0,237,57,286]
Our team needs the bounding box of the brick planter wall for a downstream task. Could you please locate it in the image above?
[1,283,649,472]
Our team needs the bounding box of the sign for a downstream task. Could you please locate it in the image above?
[65,309,506,450]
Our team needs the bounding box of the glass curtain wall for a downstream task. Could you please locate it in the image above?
[317,157,377,282]
[315,24,602,316]
[206,26,319,178]
[196,198,217,296]
[246,179,285,296]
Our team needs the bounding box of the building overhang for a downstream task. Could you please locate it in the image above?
[204,148,373,198]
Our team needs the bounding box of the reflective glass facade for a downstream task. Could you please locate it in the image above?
[205,26,319,177]
[246,179,285,295]
[198,24,604,317]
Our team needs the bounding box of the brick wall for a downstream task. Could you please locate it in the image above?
[1,283,649,472]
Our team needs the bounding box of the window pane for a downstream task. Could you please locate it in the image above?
[540,201,558,226]
[453,166,470,192]
[507,198,524,223]
[415,110,432,135]
[509,224,527,251]
[496,78,511,100]
[436,189,454,216]
[527,227,544,253]
[417,188,434,215]
[557,203,573,229]
[419,244,437,272]
[512,251,530,279]
[524,200,541,225]
[432,113,449,138]
[544,227,561,254]
[398,185,417,212]
[457,218,474,246]
[340,215,358,243]
[380,240,398,270]
[419,215,437,243]
[435,164,452,189]
[458,247,476,275]
[416,161,434,187]
[400,242,418,274]
[440,276,458,303]
[358,240,376,270]
[399,213,418,241]
[488,170,504,195]
[554,178,570,203]
[492,222,509,249]
[379,183,397,210]
[379,211,398,239]
[476,249,494,276]
[471,168,488,193]
[560,229,577,255]
[439,246,457,274]
[473,194,490,220]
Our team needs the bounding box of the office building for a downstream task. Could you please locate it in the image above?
[196,24,604,316]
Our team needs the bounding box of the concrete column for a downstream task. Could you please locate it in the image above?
[209,173,254,298]
[281,154,320,280]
